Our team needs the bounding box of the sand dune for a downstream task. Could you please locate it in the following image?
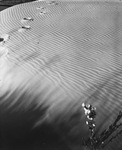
[0,1,122,150]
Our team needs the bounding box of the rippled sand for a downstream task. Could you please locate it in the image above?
[0,1,122,150]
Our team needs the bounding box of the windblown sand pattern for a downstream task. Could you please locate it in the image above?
[0,0,122,150]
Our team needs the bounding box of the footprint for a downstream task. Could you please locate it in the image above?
[36,6,44,10]
[0,34,10,45]
[18,25,31,33]
[36,7,49,16]
[0,38,4,43]
[46,1,58,5]
[39,10,47,15]
[21,17,34,24]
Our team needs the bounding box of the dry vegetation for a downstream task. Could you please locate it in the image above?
[82,103,122,150]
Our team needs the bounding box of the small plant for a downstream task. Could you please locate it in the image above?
[82,103,122,150]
